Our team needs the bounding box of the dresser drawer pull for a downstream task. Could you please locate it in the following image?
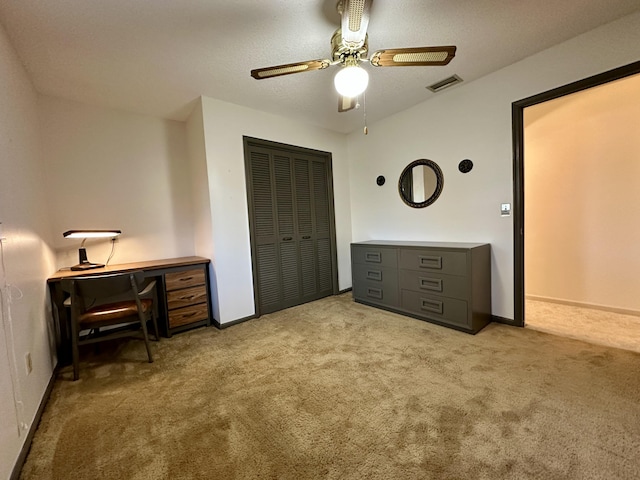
[180,295,196,301]
[366,287,383,299]
[366,270,382,281]
[419,255,443,270]
[421,298,443,315]
[282,237,293,241]
[365,252,382,263]
[302,235,311,239]
[180,277,194,282]
[183,312,197,318]
[419,277,443,292]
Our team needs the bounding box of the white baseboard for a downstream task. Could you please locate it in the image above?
[525,294,640,317]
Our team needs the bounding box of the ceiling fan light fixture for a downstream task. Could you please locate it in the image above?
[334,64,369,98]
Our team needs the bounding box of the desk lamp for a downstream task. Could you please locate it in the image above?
[63,229,122,271]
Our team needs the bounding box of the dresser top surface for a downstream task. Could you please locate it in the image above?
[351,240,489,249]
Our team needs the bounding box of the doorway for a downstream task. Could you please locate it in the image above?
[512,60,640,347]
[243,137,339,316]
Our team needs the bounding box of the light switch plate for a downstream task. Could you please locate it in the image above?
[501,203,511,216]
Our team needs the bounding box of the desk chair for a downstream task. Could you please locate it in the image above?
[61,271,160,380]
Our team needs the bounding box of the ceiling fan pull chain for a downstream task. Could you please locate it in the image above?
[363,91,368,135]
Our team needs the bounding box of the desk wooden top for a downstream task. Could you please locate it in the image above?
[47,256,210,282]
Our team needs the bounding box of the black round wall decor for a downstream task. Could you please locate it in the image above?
[458,159,473,173]
[376,175,386,186]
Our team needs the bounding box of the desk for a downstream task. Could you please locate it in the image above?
[48,256,213,365]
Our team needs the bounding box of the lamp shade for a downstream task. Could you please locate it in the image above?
[334,65,369,98]
[63,230,121,239]
[63,230,122,271]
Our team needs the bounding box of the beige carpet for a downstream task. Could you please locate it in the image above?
[526,299,640,354]
[21,294,640,479]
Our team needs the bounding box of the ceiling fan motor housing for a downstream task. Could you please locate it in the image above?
[331,28,368,64]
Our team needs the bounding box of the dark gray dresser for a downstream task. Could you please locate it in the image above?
[351,241,491,334]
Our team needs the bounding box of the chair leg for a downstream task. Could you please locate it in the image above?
[139,313,154,363]
[71,322,80,381]
[151,299,161,341]
[152,315,161,342]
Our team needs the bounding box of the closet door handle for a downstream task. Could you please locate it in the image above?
[282,237,293,241]
[302,235,311,239]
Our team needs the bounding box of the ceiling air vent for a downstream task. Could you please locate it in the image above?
[426,74,463,92]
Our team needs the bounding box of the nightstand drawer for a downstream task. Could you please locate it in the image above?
[167,285,208,310]
[165,268,205,291]
[168,303,209,328]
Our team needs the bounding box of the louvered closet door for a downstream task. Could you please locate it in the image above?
[246,141,336,315]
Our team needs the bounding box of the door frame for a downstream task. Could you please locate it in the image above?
[512,60,640,327]
[243,136,340,317]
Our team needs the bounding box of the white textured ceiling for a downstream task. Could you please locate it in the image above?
[1,0,638,134]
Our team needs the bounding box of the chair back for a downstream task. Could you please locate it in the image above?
[60,270,158,380]
[61,271,146,310]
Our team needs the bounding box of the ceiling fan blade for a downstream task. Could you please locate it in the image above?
[338,95,357,113]
[251,59,330,80]
[340,0,372,48]
[370,46,456,67]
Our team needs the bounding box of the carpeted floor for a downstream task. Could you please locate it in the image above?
[526,298,640,353]
[20,294,640,479]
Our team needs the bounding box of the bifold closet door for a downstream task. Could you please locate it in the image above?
[246,142,336,315]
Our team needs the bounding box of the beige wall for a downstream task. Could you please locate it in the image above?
[0,22,56,480]
[38,96,196,270]
[525,73,640,312]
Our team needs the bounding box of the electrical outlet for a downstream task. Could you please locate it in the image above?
[25,352,32,375]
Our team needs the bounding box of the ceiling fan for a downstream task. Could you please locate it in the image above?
[250,0,456,113]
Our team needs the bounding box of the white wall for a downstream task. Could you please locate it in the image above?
[347,11,640,320]
[0,23,56,480]
[525,73,640,312]
[198,97,352,324]
[185,100,218,319]
[38,96,196,269]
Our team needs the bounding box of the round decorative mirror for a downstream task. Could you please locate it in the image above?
[398,159,444,208]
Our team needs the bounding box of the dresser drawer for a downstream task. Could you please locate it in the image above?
[167,285,208,310]
[353,282,398,307]
[165,268,205,291]
[399,248,467,276]
[351,245,398,268]
[353,263,398,286]
[401,290,469,328]
[168,303,209,328]
[399,269,468,300]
